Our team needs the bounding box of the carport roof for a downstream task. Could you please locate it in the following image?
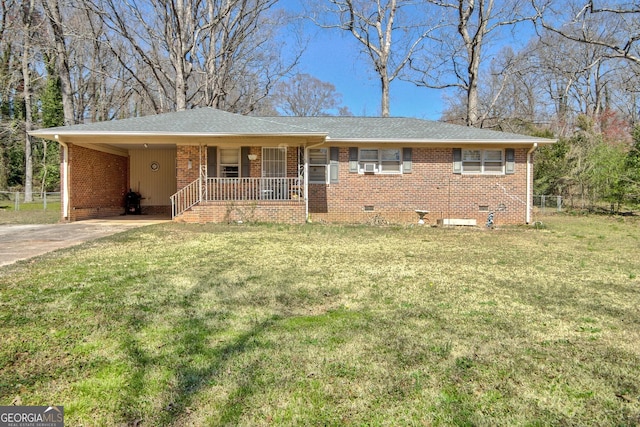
[30,108,324,138]
[30,107,555,144]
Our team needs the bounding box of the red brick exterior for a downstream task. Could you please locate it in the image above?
[176,145,201,188]
[65,143,532,226]
[308,147,530,226]
[66,144,129,221]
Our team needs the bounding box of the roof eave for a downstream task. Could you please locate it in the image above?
[325,137,556,145]
[29,130,328,141]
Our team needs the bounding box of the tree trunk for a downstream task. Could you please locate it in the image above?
[21,0,35,202]
[42,0,75,125]
[466,67,479,126]
[381,73,390,117]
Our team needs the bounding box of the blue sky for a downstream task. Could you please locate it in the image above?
[297,31,445,119]
[279,0,445,119]
[277,0,538,120]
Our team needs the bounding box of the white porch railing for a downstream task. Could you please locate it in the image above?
[205,177,303,202]
[170,178,202,218]
[171,177,304,218]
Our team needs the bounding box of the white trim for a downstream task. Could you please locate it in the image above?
[59,141,70,219]
[526,143,538,224]
[325,137,555,145]
[30,131,327,139]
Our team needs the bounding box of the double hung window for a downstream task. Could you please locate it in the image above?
[219,149,240,177]
[462,149,504,174]
[359,148,401,174]
[308,148,328,183]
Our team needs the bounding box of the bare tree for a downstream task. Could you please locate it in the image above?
[87,0,201,112]
[533,0,640,66]
[196,0,302,114]
[20,0,39,201]
[312,0,437,117]
[442,45,542,131]
[86,0,299,114]
[409,0,536,127]
[272,73,351,116]
[41,0,76,125]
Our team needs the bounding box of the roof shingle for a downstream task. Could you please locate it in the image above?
[30,107,553,144]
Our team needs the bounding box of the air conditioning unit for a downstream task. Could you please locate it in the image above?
[363,163,376,173]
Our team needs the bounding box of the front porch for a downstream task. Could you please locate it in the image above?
[171,177,306,223]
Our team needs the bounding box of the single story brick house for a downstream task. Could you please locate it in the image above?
[31,108,554,225]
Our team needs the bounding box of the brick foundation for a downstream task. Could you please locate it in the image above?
[177,201,306,224]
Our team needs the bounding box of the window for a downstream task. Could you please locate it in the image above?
[380,149,401,173]
[358,148,401,174]
[462,149,504,174]
[308,148,328,183]
[220,149,239,177]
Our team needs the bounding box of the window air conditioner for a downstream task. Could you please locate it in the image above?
[363,163,376,173]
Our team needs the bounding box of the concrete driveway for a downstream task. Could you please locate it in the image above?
[0,216,170,267]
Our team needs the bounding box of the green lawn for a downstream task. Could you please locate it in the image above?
[1,215,639,426]
[0,200,60,224]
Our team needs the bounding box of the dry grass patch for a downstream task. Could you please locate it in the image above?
[0,215,639,425]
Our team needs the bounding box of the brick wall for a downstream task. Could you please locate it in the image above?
[67,144,129,221]
[309,147,531,226]
[173,145,532,226]
[176,146,201,188]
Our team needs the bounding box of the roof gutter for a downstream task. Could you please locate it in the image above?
[29,130,328,140]
[526,143,538,224]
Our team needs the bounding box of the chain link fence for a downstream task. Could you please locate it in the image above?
[0,191,61,211]
[533,195,563,213]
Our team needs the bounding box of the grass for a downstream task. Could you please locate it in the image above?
[0,200,60,224]
[1,215,639,426]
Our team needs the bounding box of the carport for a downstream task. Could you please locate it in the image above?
[35,140,177,222]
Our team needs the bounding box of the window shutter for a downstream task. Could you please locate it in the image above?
[241,147,250,177]
[403,147,412,173]
[207,146,217,177]
[453,148,462,174]
[349,147,358,173]
[330,147,339,183]
[505,148,515,174]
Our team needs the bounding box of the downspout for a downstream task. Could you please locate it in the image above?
[199,144,203,202]
[304,139,326,223]
[56,136,70,220]
[526,143,538,224]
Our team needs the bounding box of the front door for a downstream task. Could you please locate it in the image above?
[262,147,287,199]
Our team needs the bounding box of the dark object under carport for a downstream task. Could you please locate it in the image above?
[124,189,142,215]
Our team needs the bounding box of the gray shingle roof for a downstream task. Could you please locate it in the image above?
[32,108,319,136]
[266,116,549,142]
[30,107,554,144]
